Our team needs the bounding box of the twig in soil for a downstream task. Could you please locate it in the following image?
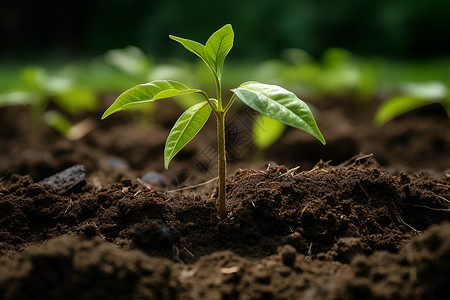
[278,166,301,178]
[393,211,419,232]
[220,266,240,274]
[173,246,184,264]
[354,153,374,164]
[0,169,10,181]
[166,176,218,193]
[266,163,275,172]
[302,166,329,176]
[435,194,450,204]
[304,165,319,174]
[137,178,152,191]
[436,183,450,188]
[299,204,310,220]
[412,204,450,212]
[64,199,74,214]
[134,190,142,197]
[255,166,301,188]
[91,221,106,240]
[183,246,195,258]
[357,181,371,201]
[307,242,313,257]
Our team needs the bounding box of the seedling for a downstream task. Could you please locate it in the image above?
[104,46,207,125]
[375,81,450,126]
[102,24,326,218]
[0,66,98,136]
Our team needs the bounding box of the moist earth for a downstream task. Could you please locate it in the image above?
[0,98,449,299]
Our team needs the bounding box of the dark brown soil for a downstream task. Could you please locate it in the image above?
[0,96,449,299]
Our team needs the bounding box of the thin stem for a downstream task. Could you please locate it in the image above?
[196,90,217,111]
[214,75,222,108]
[224,94,236,113]
[216,110,227,218]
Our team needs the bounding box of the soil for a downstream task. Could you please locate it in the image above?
[0,95,449,299]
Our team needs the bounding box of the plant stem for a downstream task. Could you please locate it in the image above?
[216,110,227,218]
[214,75,222,107]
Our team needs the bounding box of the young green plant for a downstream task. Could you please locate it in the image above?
[102,24,326,218]
[0,66,98,136]
[374,81,450,126]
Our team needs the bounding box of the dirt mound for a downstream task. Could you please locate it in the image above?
[0,98,449,299]
[2,223,450,300]
[1,153,449,299]
[0,236,178,300]
[306,223,450,300]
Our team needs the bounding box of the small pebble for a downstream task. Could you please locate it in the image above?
[107,156,128,171]
[38,165,86,195]
[141,171,167,187]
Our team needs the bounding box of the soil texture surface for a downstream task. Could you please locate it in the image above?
[0,96,449,299]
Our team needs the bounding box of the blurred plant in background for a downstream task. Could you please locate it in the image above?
[375,81,450,126]
[0,66,98,138]
[249,48,376,103]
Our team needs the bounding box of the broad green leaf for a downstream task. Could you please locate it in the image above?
[169,36,212,74]
[164,101,212,169]
[170,24,234,79]
[374,95,433,126]
[205,24,234,78]
[232,81,326,145]
[252,114,286,149]
[102,80,203,119]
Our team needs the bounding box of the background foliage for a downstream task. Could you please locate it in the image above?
[2,0,450,62]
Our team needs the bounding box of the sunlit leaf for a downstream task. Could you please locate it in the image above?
[252,114,285,149]
[169,35,211,73]
[205,24,234,78]
[164,101,211,169]
[102,80,204,119]
[374,95,433,126]
[170,24,234,79]
[232,81,326,145]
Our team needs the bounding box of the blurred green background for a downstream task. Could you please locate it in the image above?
[1,0,449,131]
[2,0,450,62]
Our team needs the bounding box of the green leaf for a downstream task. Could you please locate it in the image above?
[102,80,203,119]
[170,24,234,79]
[232,81,326,145]
[374,95,433,126]
[252,114,286,149]
[54,87,98,114]
[205,24,234,78]
[164,101,212,169]
[169,35,211,73]
[43,110,72,136]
